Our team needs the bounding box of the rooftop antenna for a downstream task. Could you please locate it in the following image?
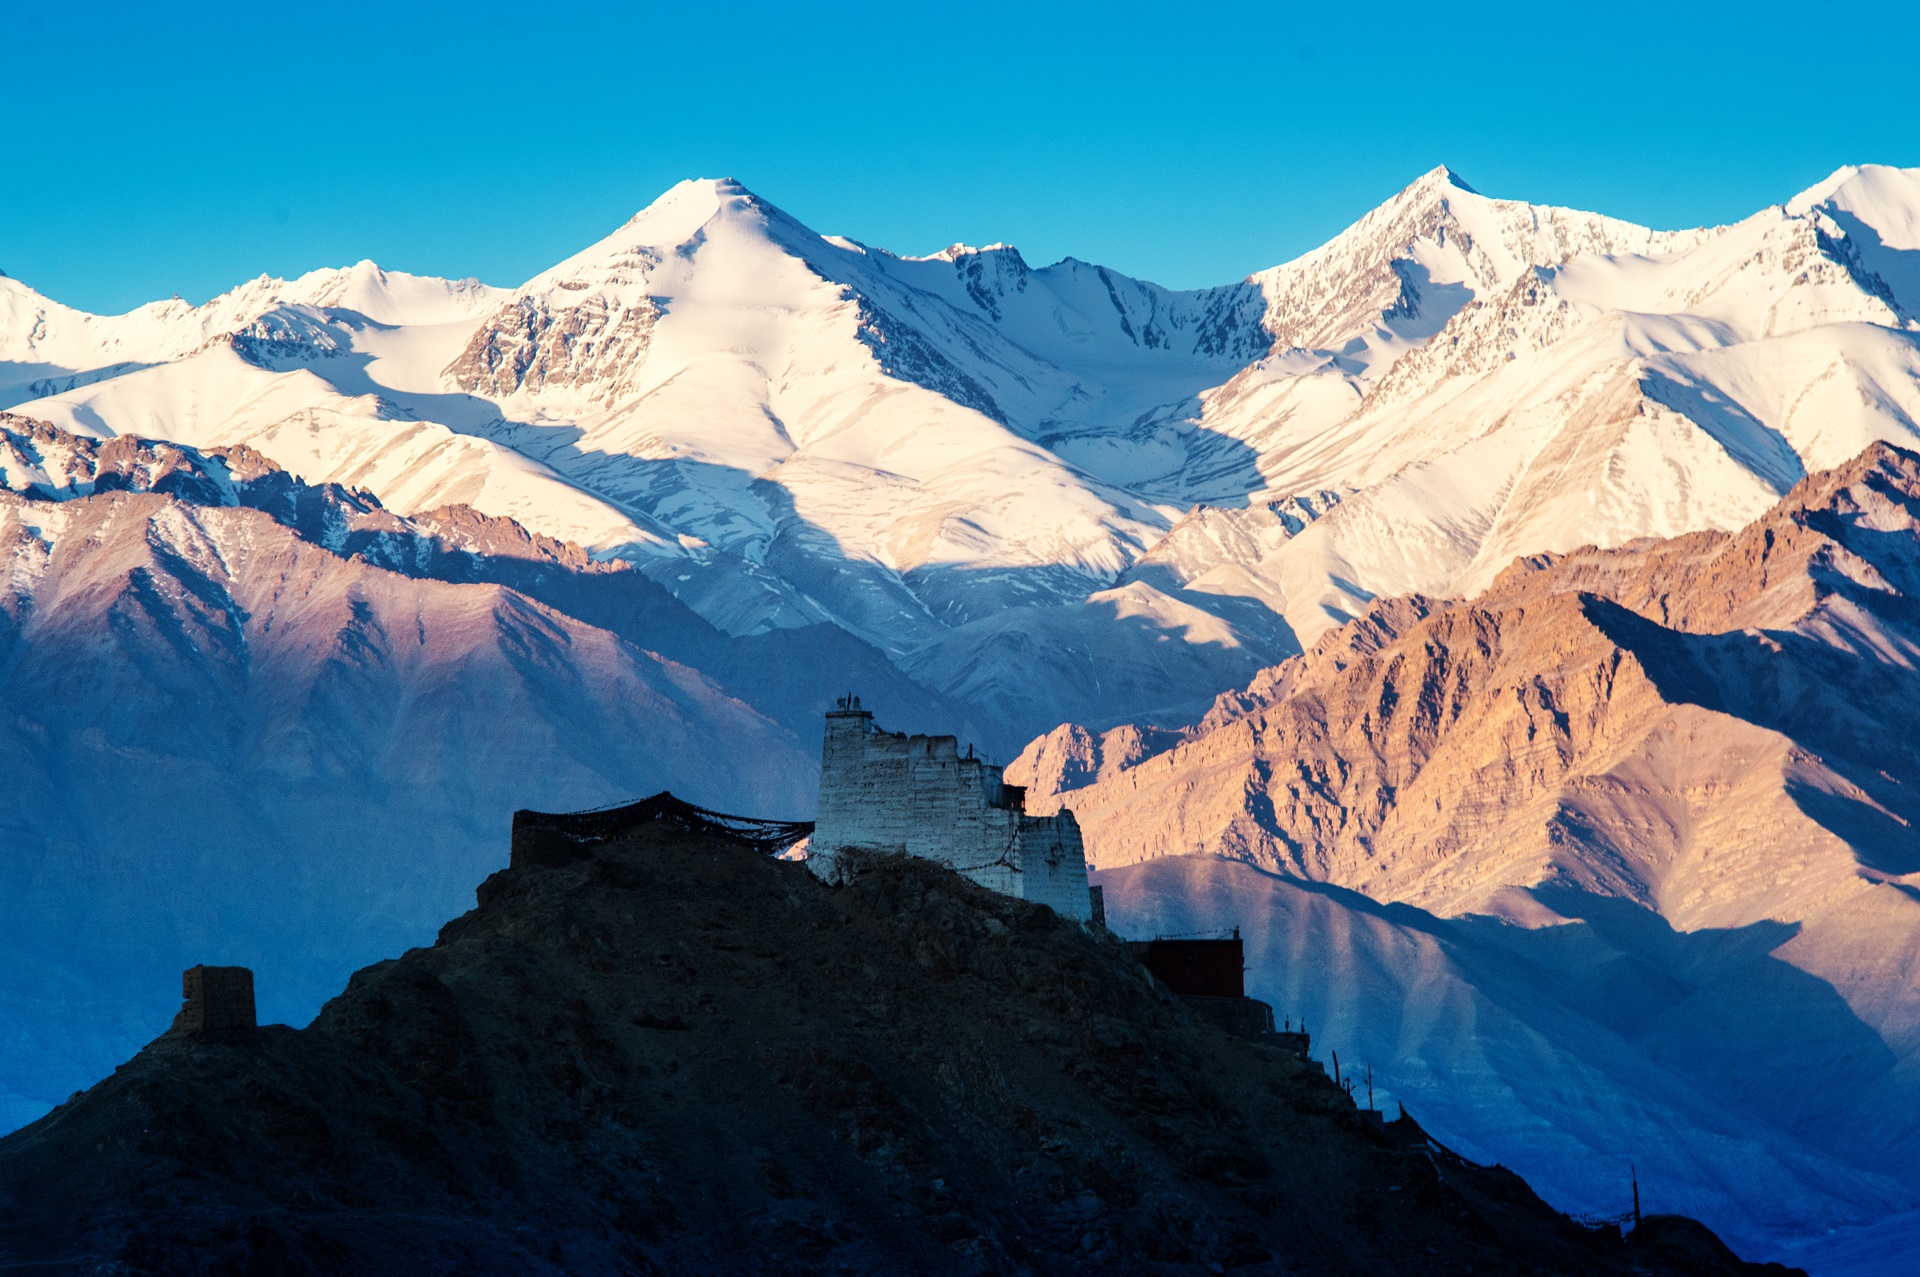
[1365,1063,1374,1112]
[1631,1163,1641,1228]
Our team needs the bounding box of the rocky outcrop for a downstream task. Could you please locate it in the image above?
[1005,442,1920,1257]
[1013,440,1920,922]
[445,291,659,400]
[0,817,1792,1275]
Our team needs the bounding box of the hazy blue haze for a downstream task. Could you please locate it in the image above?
[4,0,1916,312]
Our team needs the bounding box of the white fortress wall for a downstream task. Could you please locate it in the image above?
[1013,822,1094,919]
[812,700,1093,921]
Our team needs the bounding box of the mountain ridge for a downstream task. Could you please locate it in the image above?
[0,413,987,1135]
[9,165,1919,756]
[1007,441,1920,1263]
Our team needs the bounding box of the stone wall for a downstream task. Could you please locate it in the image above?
[813,700,1093,921]
[171,965,256,1038]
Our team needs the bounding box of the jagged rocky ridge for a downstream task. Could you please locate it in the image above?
[0,816,1793,1276]
[1010,442,1920,1266]
[1,414,982,744]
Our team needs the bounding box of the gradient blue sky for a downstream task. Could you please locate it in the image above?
[5,1,1917,313]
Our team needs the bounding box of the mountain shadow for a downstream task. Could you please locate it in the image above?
[1582,595,1920,876]
[1095,855,1901,1256]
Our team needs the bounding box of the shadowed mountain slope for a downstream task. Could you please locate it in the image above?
[0,416,978,1133]
[0,818,1792,1276]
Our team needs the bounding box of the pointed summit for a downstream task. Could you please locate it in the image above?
[519,178,766,292]
[1786,165,1858,216]
[535,176,827,288]
[1391,165,1482,210]
[1786,162,1920,241]
[617,177,737,244]
[621,176,792,235]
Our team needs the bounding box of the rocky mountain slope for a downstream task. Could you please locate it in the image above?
[1010,442,1920,1268]
[0,415,987,1133]
[0,813,1792,1276]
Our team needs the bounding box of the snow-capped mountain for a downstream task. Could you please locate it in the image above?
[9,166,1920,751]
[1010,442,1920,1268]
[9,166,1918,754]
[8,162,1920,1270]
[1,185,1298,749]
[1156,164,1920,647]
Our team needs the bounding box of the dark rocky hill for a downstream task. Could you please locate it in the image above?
[0,813,1795,1275]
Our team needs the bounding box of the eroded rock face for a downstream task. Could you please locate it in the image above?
[445,292,660,400]
[1012,440,1920,925]
[0,824,1785,1276]
[1002,445,1920,1256]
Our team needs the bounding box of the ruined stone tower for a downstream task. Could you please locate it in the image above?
[810,697,1095,921]
[170,965,256,1039]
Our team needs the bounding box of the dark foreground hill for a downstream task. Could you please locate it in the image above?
[0,814,1794,1275]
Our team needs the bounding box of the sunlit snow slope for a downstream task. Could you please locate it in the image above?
[8,166,1919,752]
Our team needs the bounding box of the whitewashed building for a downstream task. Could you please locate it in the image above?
[809,697,1096,922]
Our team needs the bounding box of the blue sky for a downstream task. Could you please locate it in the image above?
[5,0,1917,312]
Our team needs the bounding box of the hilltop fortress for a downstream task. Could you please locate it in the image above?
[809,697,1097,923]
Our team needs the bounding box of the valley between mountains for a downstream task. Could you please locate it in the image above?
[6,162,1920,1272]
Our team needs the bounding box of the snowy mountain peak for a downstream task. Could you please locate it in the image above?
[1400,163,1481,201]
[1781,163,1920,217]
[615,176,745,240]
[915,241,1032,270]
[1775,163,1920,320]
[268,261,504,325]
[520,175,826,298]
[1813,163,1920,247]
[1786,164,1870,216]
